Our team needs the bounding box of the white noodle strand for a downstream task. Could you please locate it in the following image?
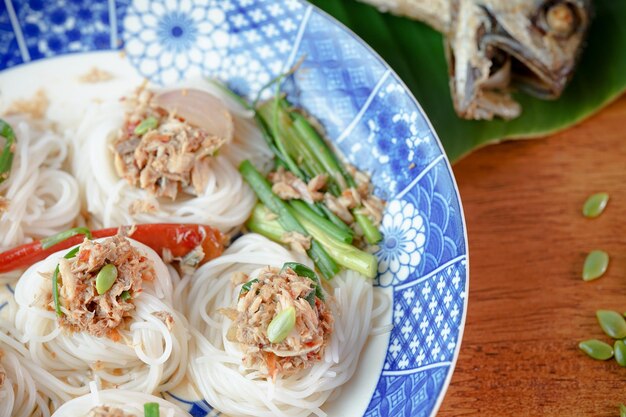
[0,118,80,261]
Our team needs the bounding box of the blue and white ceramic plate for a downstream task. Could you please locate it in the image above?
[0,0,468,416]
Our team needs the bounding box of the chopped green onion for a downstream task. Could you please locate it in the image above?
[0,119,16,185]
[281,262,324,301]
[267,306,296,343]
[120,290,132,301]
[134,116,158,136]
[52,246,81,317]
[239,278,259,297]
[41,227,92,250]
[239,160,338,279]
[143,402,160,417]
[95,264,118,295]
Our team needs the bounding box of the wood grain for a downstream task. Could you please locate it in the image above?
[438,95,626,416]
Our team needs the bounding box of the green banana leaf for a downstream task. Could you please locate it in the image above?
[310,0,626,162]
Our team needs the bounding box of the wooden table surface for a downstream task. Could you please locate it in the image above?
[438,95,626,416]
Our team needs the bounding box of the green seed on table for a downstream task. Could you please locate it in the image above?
[95,264,118,295]
[614,341,626,366]
[578,339,613,360]
[620,404,626,417]
[582,192,609,218]
[582,250,609,281]
[597,310,626,339]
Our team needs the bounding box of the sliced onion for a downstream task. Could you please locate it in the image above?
[153,88,234,143]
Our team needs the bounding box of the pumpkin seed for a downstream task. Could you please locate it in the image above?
[144,402,160,417]
[134,116,158,135]
[267,306,296,344]
[582,250,609,281]
[597,310,626,339]
[620,404,626,417]
[578,339,613,360]
[95,264,118,295]
[582,192,609,218]
[614,341,626,367]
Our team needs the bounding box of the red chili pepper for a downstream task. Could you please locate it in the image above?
[0,224,225,274]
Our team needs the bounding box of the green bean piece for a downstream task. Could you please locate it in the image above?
[620,403,626,417]
[267,306,296,343]
[0,119,16,184]
[317,203,354,236]
[266,92,305,179]
[295,214,378,279]
[354,210,383,244]
[52,246,81,317]
[281,262,324,301]
[582,250,609,281]
[582,192,609,218]
[614,341,626,367]
[95,264,118,295]
[596,310,626,339]
[257,97,322,180]
[134,116,158,136]
[41,227,93,250]
[239,160,338,279]
[246,204,285,242]
[290,200,353,244]
[290,107,383,245]
[291,112,348,191]
[239,278,259,297]
[143,402,160,417]
[120,290,132,301]
[578,339,614,360]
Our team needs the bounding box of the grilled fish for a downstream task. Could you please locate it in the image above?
[360,0,591,120]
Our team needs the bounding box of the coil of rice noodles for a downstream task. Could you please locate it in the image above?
[52,388,191,417]
[184,234,374,417]
[0,329,65,417]
[13,237,188,398]
[0,116,80,279]
[73,79,272,233]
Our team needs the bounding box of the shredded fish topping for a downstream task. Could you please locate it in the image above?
[267,163,384,241]
[268,167,326,204]
[88,405,135,417]
[113,86,228,199]
[54,236,155,341]
[0,196,9,214]
[222,266,333,378]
